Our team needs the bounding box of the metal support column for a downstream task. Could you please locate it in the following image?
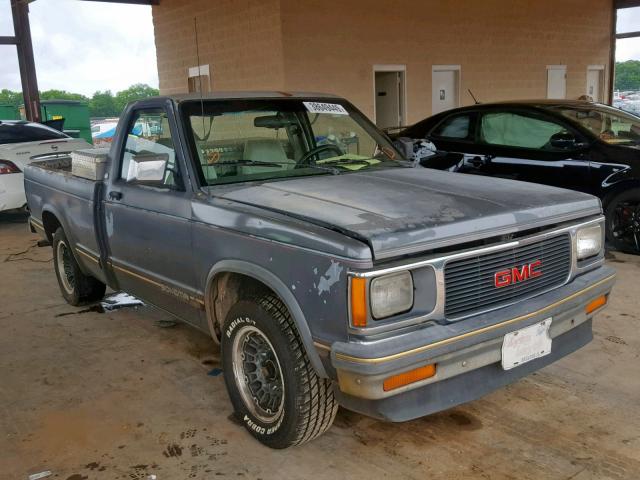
[11,0,40,122]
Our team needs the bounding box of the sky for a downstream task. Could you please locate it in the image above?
[0,2,639,96]
[0,0,158,96]
[617,7,640,61]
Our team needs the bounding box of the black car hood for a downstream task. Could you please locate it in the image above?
[218,168,601,259]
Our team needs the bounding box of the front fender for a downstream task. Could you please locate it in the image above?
[204,259,328,378]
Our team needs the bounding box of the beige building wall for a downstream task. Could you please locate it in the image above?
[153,0,613,123]
[152,0,285,94]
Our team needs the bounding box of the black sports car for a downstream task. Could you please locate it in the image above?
[393,100,640,254]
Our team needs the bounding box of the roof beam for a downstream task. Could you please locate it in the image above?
[0,36,18,45]
[80,0,160,5]
[616,30,640,39]
[616,0,640,9]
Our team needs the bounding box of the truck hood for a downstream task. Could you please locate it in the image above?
[217,168,601,259]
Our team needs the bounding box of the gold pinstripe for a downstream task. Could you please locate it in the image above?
[76,248,99,264]
[74,247,206,307]
[111,262,206,306]
[334,275,615,365]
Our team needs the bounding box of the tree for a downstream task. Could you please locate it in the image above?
[615,60,640,91]
[114,83,159,113]
[0,89,23,106]
[40,89,89,102]
[88,90,118,118]
[0,83,159,117]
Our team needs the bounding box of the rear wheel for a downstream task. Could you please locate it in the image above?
[52,227,106,305]
[221,294,338,448]
[605,190,640,255]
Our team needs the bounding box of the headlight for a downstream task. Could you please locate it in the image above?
[576,224,602,260]
[370,271,414,319]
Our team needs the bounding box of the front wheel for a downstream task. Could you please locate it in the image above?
[605,190,640,255]
[222,294,338,448]
[52,227,106,305]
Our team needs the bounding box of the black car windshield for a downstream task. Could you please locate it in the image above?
[181,99,404,186]
[0,121,68,144]
[547,104,640,146]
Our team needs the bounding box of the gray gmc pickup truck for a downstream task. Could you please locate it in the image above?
[24,92,615,449]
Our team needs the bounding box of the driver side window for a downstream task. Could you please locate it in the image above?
[480,112,568,150]
[120,109,180,188]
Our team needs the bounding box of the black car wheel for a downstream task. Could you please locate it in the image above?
[52,227,107,305]
[605,190,640,255]
[222,294,338,448]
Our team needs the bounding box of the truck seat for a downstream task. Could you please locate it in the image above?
[240,139,295,175]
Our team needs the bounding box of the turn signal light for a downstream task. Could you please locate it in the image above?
[585,295,607,315]
[383,364,437,392]
[350,277,367,327]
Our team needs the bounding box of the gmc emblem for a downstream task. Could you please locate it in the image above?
[495,260,542,288]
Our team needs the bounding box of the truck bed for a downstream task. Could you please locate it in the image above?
[23,158,106,284]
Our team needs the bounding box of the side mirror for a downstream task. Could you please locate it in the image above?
[550,132,578,150]
[126,152,169,184]
[393,137,423,161]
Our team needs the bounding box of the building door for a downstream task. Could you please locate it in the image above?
[432,66,460,114]
[374,69,404,129]
[547,66,567,99]
[587,66,604,102]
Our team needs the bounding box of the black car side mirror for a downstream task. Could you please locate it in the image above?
[550,132,578,150]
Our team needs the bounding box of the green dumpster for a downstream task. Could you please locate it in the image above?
[37,100,92,144]
[0,104,20,120]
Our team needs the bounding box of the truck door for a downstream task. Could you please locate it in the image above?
[104,106,201,324]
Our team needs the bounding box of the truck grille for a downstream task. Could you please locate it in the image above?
[444,234,571,319]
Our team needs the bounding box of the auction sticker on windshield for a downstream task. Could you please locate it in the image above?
[303,102,349,115]
[501,318,552,370]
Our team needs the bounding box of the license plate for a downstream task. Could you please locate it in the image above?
[501,318,552,370]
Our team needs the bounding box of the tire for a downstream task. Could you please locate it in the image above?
[52,227,106,306]
[605,189,640,255]
[221,294,338,449]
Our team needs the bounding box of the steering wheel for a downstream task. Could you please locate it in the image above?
[298,144,344,166]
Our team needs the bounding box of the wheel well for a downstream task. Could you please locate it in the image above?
[206,272,276,342]
[42,211,61,242]
[602,181,640,210]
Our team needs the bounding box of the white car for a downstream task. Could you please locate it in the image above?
[0,120,90,212]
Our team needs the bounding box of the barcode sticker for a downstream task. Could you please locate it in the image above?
[303,102,349,115]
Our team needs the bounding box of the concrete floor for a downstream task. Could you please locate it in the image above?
[1,213,639,480]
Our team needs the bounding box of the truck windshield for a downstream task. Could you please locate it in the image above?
[181,99,405,186]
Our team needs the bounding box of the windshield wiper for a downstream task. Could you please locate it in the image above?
[204,159,341,175]
[303,164,341,175]
[204,159,293,168]
[319,156,412,168]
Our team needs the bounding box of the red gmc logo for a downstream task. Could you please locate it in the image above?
[494,260,542,288]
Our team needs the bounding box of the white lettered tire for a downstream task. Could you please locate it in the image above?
[222,294,338,448]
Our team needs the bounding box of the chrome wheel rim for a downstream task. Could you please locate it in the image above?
[56,240,75,294]
[231,325,285,423]
[611,200,640,253]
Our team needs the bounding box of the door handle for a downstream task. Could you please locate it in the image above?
[467,156,486,168]
[109,191,123,201]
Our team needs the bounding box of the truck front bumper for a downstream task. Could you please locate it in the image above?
[330,266,615,422]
